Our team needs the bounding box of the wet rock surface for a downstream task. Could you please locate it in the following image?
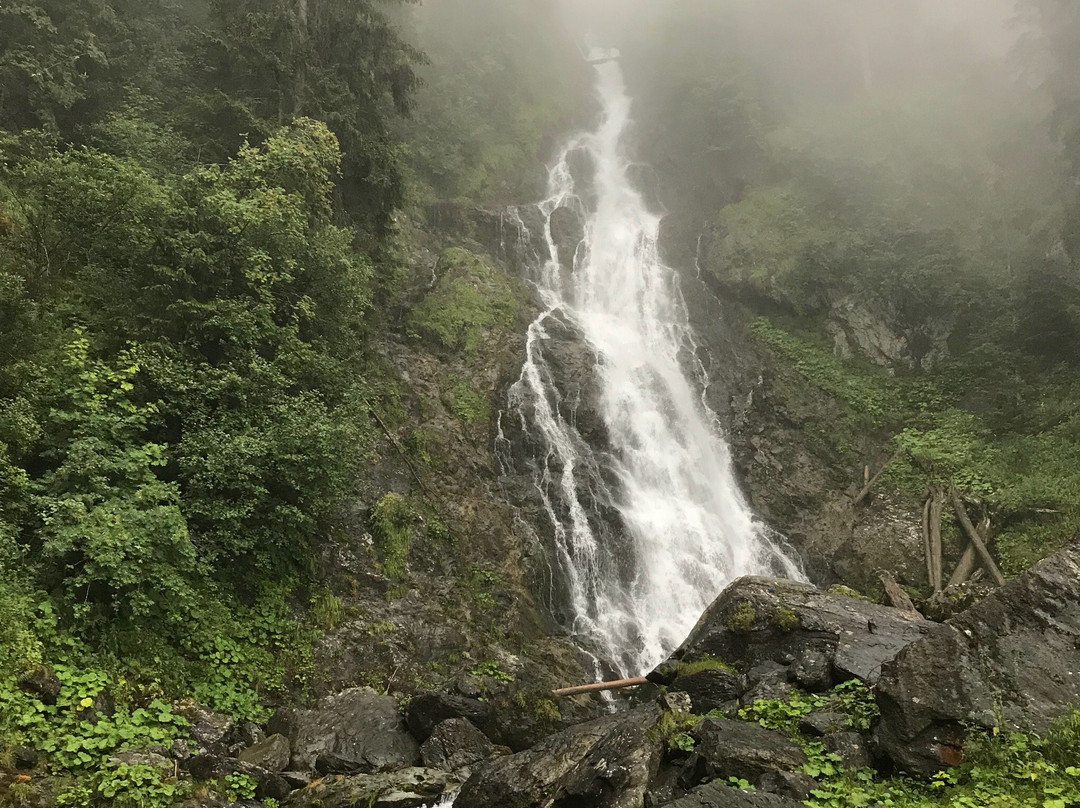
[875,536,1080,775]
[405,692,495,743]
[454,703,664,808]
[659,780,808,808]
[270,687,420,774]
[419,718,499,773]
[683,717,807,786]
[651,576,933,695]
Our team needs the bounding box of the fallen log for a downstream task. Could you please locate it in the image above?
[921,495,933,590]
[853,452,900,506]
[552,676,648,697]
[929,486,944,593]
[948,515,989,588]
[949,487,1006,586]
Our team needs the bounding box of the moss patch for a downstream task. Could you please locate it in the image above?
[370,493,416,580]
[676,655,735,676]
[726,601,758,633]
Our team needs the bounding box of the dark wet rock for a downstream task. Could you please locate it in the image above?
[177,703,235,754]
[271,687,420,773]
[549,205,585,272]
[283,768,459,808]
[281,771,313,790]
[787,648,832,692]
[822,733,872,770]
[238,733,291,773]
[405,692,495,743]
[797,712,850,737]
[741,661,795,705]
[17,666,61,705]
[875,537,1080,775]
[233,720,265,749]
[670,668,744,714]
[186,757,291,802]
[14,746,38,770]
[653,577,933,691]
[419,718,497,773]
[659,780,807,807]
[683,717,807,786]
[170,738,191,760]
[758,770,817,801]
[455,703,664,808]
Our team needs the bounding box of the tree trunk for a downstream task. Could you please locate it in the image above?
[948,515,989,587]
[929,486,944,593]
[949,487,1006,586]
[922,495,933,590]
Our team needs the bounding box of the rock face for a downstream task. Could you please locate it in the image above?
[405,692,495,743]
[283,768,459,808]
[419,718,498,773]
[659,780,807,808]
[454,703,664,808]
[684,718,807,786]
[875,537,1080,775]
[269,688,421,774]
[651,577,933,696]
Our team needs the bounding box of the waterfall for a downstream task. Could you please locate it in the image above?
[500,61,803,677]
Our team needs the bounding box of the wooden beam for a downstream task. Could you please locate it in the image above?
[948,515,988,588]
[552,676,648,697]
[949,487,1006,587]
[922,495,933,590]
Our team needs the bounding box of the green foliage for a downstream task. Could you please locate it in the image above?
[223,772,257,802]
[469,660,513,684]
[408,249,522,354]
[57,761,186,808]
[310,587,345,632]
[449,381,490,425]
[371,494,416,580]
[740,681,879,736]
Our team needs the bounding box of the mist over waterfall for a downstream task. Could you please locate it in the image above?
[500,61,804,678]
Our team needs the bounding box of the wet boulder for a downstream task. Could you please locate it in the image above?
[404,692,495,743]
[238,734,291,773]
[269,687,420,774]
[283,768,459,808]
[419,718,499,773]
[821,733,872,771]
[17,666,61,705]
[682,717,807,787]
[455,703,664,808]
[671,667,744,714]
[875,536,1080,775]
[176,703,235,755]
[650,577,932,691]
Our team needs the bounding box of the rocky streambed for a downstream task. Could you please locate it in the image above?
[144,535,1080,808]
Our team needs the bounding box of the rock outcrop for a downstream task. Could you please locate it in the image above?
[454,703,664,808]
[283,768,460,808]
[875,536,1080,774]
[650,577,933,695]
[269,688,421,774]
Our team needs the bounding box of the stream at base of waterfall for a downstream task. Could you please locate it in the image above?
[499,60,803,679]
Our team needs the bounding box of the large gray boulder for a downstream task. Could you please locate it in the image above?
[269,687,420,774]
[454,703,664,808]
[875,536,1080,775]
[650,577,933,694]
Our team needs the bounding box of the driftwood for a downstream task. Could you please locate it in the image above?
[854,453,900,506]
[879,570,920,615]
[948,515,989,588]
[949,487,1006,586]
[929,486,944,593]
[552,676,648,697]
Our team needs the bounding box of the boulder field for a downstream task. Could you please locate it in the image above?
[171,536,1078,807]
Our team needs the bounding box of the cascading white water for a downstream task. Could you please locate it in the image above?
[501,60,803,678]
